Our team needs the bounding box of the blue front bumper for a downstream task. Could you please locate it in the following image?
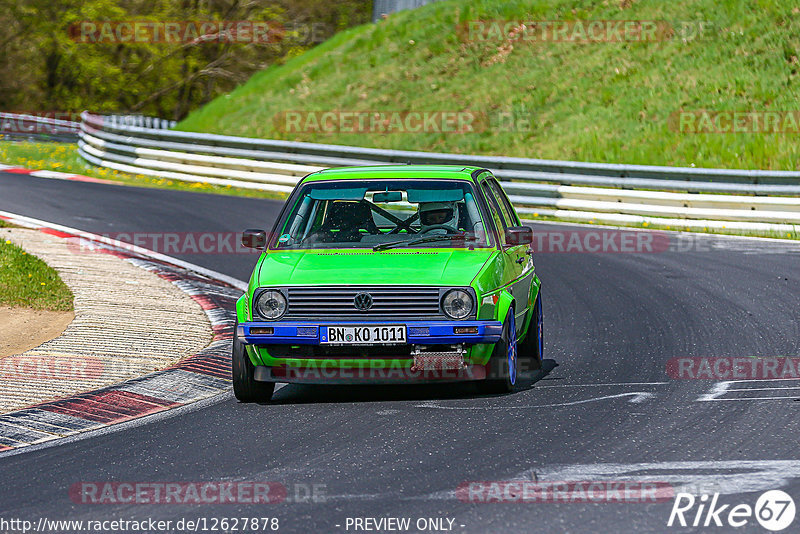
[237,320,503,346]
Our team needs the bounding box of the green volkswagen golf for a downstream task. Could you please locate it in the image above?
[233,165,542,401]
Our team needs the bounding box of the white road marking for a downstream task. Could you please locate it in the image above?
[416,392,656,410]
[0,392,234,459]
[697,379,800,402]
[523,460,800,497]
[697,381,731,401]
[708,397,800,401]
[730,385,800,391]
[536,381,669,388]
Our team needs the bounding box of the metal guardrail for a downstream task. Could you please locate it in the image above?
[102,114,177,130]
[372,0,440,22]
[75,112,800,234]
[0,112,176,143]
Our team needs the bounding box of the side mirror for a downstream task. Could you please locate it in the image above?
[242,229,267,249]
[505,225,533,245]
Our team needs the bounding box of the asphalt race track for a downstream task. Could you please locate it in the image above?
[2,171,800,532]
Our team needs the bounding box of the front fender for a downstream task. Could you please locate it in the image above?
[236,294,249,323]
[235,294,265,366]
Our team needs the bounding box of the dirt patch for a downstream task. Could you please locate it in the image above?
[0,306,74,358]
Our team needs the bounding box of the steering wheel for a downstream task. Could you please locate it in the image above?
[419,224,460,234]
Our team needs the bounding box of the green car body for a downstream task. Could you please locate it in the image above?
[233,165,542,401]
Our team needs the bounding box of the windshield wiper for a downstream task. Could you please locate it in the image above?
[373,233,477,251]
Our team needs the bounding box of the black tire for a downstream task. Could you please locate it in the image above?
[518,292,543,372]
[232,321,275,402]
[478,309,517,394]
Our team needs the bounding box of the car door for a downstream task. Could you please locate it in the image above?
[488,177,536,333]
[479,176,531,336]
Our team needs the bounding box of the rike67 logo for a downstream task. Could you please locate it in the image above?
[668,490,796,531]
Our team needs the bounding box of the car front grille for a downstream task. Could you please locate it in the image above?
[284,286,444,320]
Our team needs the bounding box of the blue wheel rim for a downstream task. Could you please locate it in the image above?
[508,311,517,385]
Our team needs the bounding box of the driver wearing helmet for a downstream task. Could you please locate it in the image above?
[418,201,457,234]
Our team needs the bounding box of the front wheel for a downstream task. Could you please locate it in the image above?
[478,309,517,394]
[232,321,275,402]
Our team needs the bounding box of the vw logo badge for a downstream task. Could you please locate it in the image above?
[353,292,373,311]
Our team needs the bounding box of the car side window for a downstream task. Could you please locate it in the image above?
[489,179,520,226]
[481,180,507,245]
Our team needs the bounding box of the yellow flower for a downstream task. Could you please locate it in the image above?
[40,282,45,286]
[4,240,9,244]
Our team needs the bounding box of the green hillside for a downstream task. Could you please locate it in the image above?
[178,0,800,170]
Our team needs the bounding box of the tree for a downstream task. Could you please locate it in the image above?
[0,0,371,119]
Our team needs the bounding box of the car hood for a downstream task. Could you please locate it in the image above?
[256,249,495,287]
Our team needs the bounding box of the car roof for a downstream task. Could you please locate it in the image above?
[300,164,487,183]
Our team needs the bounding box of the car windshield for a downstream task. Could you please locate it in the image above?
[271,179,494,250]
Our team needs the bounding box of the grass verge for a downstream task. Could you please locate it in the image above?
[0,236,74,311]
[178,0,800,171]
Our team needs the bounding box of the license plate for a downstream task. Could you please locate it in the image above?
[322,325,406,345]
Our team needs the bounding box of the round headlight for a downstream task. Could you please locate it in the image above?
[442,289,473,320]
[255,290,287,320]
